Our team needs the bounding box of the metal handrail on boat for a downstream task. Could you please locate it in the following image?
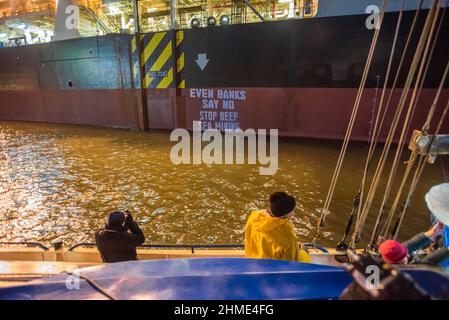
[0,241,329,254]
[0,242,49,251]
[68,242,245,253]
[304,243,329,253]
[68,242,330,253]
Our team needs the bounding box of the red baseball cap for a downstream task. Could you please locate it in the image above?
[379,240,408,264]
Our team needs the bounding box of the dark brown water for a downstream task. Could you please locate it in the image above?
[0,121,447,247]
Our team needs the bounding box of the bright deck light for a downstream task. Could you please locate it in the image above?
[207,16,216,26]
[220,15,230,25]
[191,18,200,28]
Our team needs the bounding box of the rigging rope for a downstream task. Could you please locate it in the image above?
[393,54,449,239]
[363,0,426,248]
[311,0,389,246]
[376,0,447,240]
[351,0,441,247]
[338,0,407,250]
[442,157,449,182]
[369,0,425,152]
[363,0,427,207]
[352,0,407,248]
[63,271,118,300]
[370,3,442,244]
[381,5,448,239]
[392,96,449,239]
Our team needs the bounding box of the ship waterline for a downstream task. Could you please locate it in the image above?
[0,121,446,247]
[1,9,448,142]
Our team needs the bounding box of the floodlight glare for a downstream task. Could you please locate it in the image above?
[220,15,230,26]
[191,18,200,28]
[207,16,217,26]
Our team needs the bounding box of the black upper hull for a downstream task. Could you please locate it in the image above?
[181,9,449,89]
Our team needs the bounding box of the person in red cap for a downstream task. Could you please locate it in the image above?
[379,222,445,265]
[379,240,408,264]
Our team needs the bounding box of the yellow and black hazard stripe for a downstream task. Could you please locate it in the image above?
[175,30,186,89]
[131,32,176,89]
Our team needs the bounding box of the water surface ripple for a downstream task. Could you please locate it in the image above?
[0,121,446,247]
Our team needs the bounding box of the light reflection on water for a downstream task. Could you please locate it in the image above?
[0,121,447,247]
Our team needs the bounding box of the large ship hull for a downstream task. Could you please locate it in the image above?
[0,9,448,141]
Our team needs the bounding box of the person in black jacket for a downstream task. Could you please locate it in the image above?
[95,211,145,263]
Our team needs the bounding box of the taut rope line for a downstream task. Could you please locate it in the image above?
[311,0,389,246]
[352,0,441,247]
[381,4,448,239]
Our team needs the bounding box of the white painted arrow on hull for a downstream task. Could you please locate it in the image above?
[196,53,209,71]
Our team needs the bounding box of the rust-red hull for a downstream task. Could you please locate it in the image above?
[0,89,141,129]
[1,87,447,142]
[182,87,449,141]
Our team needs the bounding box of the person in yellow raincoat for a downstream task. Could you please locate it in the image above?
[244,192,312,263]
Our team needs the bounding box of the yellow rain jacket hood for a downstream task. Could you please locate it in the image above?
[244,210,312,263]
